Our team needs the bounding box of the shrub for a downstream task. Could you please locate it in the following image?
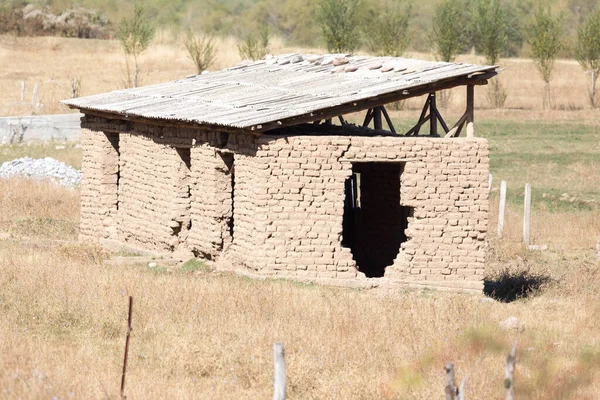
[527,6,563,110]
[576,8,600,107]
[185,32,216,74]
[237,24,270,61]
[364,1,412,57]
[316,0,361,53]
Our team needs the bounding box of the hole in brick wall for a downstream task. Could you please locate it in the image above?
[173,147,192,246]
[218,152,235,242]
[342,162,411,278]
[176,147,191,169]
[106,132,120,211]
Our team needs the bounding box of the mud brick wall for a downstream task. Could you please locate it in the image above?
[79,128,119,241]
[117,133,191,251]
[79,114,488,291]
[250,135,489,290]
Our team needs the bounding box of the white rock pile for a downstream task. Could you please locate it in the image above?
[0,157,81,188]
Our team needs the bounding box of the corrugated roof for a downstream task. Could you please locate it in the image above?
[62,53,497,132]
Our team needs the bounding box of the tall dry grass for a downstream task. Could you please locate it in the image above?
[0,178,599,399]
[2,35,600,119]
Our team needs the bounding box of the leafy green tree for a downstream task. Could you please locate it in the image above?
[117,4,155,88]
[472,0,508,65]
[576,8,600,107]
[316,0,361,53]
[185,32,216,74]
[430,0,469,62]
[527,6,563,110]
[365,1,412,57]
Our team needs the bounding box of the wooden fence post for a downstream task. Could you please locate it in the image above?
[498,180,507,237]
[523,183,531,245]
[32,84,38,106]
[445,363,457,400]
[505,342,517,400]
[273,343,286,400]
[21,81,25,102]
[121,296,133,399]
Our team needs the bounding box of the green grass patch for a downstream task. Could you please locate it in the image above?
[181,258,211,273]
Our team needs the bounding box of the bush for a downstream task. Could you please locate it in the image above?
[364,1,412,57]
[0,3,111,39]
[185,32,216,74]
[316,0,361,53]
[237,24,270,61]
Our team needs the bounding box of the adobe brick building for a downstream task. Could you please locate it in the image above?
[63,54,497,291]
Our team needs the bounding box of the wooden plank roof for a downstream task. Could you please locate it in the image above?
[62,53,498,133]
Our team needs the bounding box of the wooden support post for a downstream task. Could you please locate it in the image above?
[406,96,431,136]
[273,343,286,400]
[373,107,382,130]
[379,106,396,133]
[362,108,374,127]
[466,85,474,138]
[444,112,468,138]
[445,363,457,400]
[498,180,507,237]
[338,115,347,125]
[524,183,531,245]
[21,81,25,102]
[429,93,438,136]
[505,342,517,400]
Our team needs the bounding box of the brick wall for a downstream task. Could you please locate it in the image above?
[79,128,119,241]
[79,116,489,291]
[248,135,489,290]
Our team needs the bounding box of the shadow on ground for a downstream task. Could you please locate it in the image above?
[484,268,552,303]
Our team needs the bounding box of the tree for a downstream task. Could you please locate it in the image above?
[527,6,563,110]
[576,8,600,107]
[365,1,412,57]
[430,0,469,63]
[117,4,155,88]
[185,32,216,74]
[472,0,508,65]
[316,0,361,53]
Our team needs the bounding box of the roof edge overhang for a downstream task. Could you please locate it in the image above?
[65,68,497,135]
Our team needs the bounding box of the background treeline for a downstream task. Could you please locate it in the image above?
[0,0,597,56]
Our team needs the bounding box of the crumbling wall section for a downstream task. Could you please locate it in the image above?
[116,133,191,252]
[248,135,489,290]
[79,128,119,241]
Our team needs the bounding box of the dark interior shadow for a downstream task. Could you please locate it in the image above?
[484,269,552,303]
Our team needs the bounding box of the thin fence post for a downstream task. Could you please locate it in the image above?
[32,84,38,106]
[121,296,133,399]
[504,342,517,400]
[21,81,25,102]
[498,180,507,237]
[523,183,531,245]
[445,363,457,400]
[273,343,286,400]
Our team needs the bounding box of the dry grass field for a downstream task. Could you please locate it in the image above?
[1,34,600,118]
[1,35,600,399]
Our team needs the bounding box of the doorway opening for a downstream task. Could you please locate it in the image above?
[342,162,411,277]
